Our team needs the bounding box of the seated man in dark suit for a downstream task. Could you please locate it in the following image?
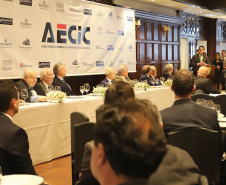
[139,65,152,85]
[161,69,221,134]
[190,46,210,76]
[38,68,55,96]
[52,63,74,96]
[163,63,173,81]
[194,66,220,94]
[15,69,46,102]
[100,67,115,86]
[0,80,36,175]
[91,100,167,185]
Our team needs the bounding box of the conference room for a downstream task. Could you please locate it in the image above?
[1,0,226,184]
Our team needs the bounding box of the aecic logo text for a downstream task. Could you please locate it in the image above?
[42,22,90,45]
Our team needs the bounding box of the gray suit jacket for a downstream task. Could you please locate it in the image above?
[114,75,133,86]
[39,81,54,94]
[194,76,220,94]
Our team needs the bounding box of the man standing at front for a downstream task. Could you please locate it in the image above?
[91,100,167,185]
[190,46,210,76]
[53,63,74,96]
[0,80,36,175]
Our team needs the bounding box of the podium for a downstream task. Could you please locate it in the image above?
[206,65,215,83]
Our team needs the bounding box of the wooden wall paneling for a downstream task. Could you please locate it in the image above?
[140,43,146,61]
[147,44,152,61]
[147,22,152,40]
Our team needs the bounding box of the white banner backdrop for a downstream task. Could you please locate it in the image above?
[0,0,136,79]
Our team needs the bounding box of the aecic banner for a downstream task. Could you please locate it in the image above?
[0,0,136,79]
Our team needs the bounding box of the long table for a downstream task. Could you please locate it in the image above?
[13,87,174,165]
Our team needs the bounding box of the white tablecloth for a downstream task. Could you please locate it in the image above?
[13,87,174,165]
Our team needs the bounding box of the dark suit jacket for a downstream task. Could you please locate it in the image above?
[139,74,152,86]
[190,54,210,76]
[163,71,172,81]
[161,99,221,134]
[100,78,111,87]
[15,79,41,102]
[38,81,54,96]
[52,76,74,96]
[76,142,202,185]
[194,76,220,94]
[0,113,36,175]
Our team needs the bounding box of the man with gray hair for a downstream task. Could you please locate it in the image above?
[114,64,133,85]
[163,64,173,81]
[52,63,74,96]
[100,67,115,86]
[37,68,54,96]
[194,66,220,94]
[15,69,46,102]
[150,66,157,80]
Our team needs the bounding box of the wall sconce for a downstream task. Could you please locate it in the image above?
[135,20,141,30]
[163,25,170,37]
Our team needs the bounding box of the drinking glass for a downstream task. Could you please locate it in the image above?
[45,89,50,96]
[151,79,155,86]
[84,83,90,95]
[159,77,165,85]
[206,101,215,109]
[215,104,221,115]
[21,89,28,102]
[196,98,205,106]
[55,86,61,91]
[80,86,85,96]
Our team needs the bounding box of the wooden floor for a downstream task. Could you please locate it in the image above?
[34,155,72,185]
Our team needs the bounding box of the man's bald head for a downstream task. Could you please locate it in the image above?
[197,66,209,78]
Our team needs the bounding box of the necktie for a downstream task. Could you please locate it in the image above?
[200,55,203,62]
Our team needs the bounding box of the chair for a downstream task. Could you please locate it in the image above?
[73,122,95,185]
[167,127,222,184]
[70,112,89,185]
[96,104,104,122]
[191,93,215,102]
[214,94,226,116]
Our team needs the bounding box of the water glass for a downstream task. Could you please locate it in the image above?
[215,104,221,115]
[80,86,85,96]
[196,98,205,106]
[55,86,61,91]
[84,83,90,94]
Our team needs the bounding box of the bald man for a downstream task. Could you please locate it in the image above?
[139,65,152,85]
[15,69,46,102]
[194,67,220,94]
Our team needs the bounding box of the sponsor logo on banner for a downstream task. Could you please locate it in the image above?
[107,45,114,50]
[38,62,50,68]
[83,62,93,67]
[56,3,64,12]
[20,18,32,28]
[127,16,133,22]
[107,29,114,34]
[83,9,92,15]
[118,45,124,51]
[97,27,103,35]
[108,11,114,19]
[117,15,124,20]
[72,59,78,65]
[0,39,12,48]
[19,38,33,50]
[70,7,80,13]
[19,0,32,6]
[118,30,124,36]
[39,0,49,10]
[127,30,133,37]
[0,17,13,25]
[108,60,114,67]
[2,60,12,71]
[96,45,104,49]
[96,61,104,67]
[128,61,135,65]
[128,44,133,50]
[119,60,124,64]
[70,60,80,69]
[20,63,33,67]
[41,22,90,45]
[96,10,103,18]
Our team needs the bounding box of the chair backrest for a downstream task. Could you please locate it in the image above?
[70,112,89,152]
[191,93,215,102]
[73,122,95,173]
[214,94,226,116]
[167,127,221,183]
[96,104,104,122]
